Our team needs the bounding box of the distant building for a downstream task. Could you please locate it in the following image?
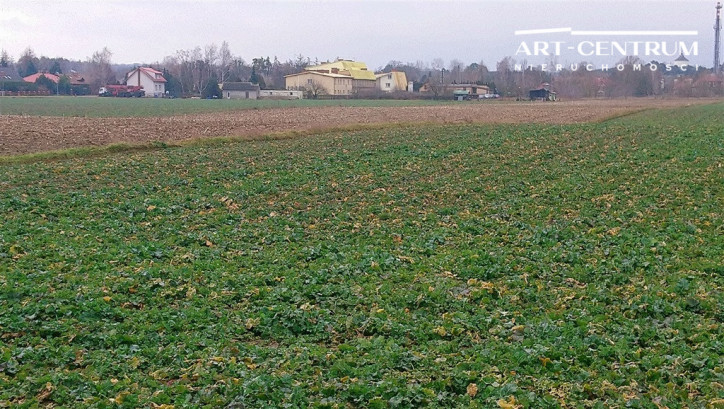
[529,83,557,101]
[67,73,91,95]
[23,72,61,83]
[285,59,376,97]
[674,53,690,69]
[419,82,491,98]
[451,84,490,97]
[694,73,723,95]
[1,68,22,82]
[126,67,166,97]
[285,71,353,97]
[258,89,304,99]
[20,72,91,95]
[1,68,24,95]
[221,82,260,99]
[375,70,409,92]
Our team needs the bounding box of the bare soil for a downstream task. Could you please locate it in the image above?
[0,99,715,156]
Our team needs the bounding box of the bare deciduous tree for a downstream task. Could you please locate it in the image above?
[431,58,445,71]
[448,59,465,83]
[495,56,516,97]
[218,41,233,84]
[305,80,327,99]
[463,61,489,84]
[88,47,115,92]
[426,70,449,99]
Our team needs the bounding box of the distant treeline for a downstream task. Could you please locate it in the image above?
[1,45,720,98]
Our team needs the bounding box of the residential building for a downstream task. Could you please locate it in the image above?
[21,72,92,95]
[67,73,91,95]
[221,82,260,99]
[375,71,409,92]
[693,73,723,95]
[126,67,167,97]
[1,68,24,95]
[675,73,723,97]
[23,72,61,83]
[529,83,557,101]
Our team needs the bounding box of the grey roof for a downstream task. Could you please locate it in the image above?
[223,82,260,91]
[0,67,22,81]
[675,53,689,62]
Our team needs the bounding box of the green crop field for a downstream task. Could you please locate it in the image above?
[0,96,456,118]
[0,104,722,408]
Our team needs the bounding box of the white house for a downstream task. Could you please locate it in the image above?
[126,67,166,97]
[375,71,409,92]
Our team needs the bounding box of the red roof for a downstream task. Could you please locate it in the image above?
[67,73,88,85]
[24,72,60,83]
[130,67,167,83]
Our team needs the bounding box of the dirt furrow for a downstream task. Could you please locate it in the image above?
[0,100,708,156]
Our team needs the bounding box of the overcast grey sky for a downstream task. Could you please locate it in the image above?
[0,0,719,69]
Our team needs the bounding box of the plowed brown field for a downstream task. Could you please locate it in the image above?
[0,99,712,156]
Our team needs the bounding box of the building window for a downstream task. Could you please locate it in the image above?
[387,74,392,79]
[386,83,391,88]
[307,79,313,84]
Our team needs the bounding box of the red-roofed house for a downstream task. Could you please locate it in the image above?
[693,73,723,96]
[126,67,167,97]
[23,72,61,83]
[68,73,91,95]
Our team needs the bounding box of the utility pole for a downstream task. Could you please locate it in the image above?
[441,68,446,98]
[715,2,722,75]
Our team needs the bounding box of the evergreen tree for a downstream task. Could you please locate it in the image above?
[250,66,266,89]
[0,50,10,67]
[18,48,38,77]
[49,60,63,74]
[202,76,221,99]
[35,74,56,93]
[163,68,182,97]
[58,76,71,95]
